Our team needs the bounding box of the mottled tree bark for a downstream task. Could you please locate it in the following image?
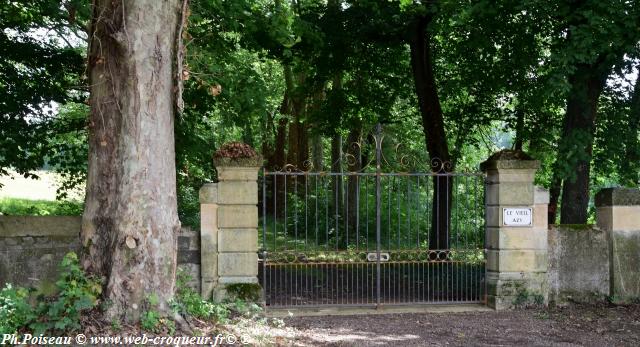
[82,0,186,321]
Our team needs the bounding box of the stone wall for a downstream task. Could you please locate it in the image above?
[547,225,610,303]
[547,188,640,305]
[176,229,201,293]
[0,216,200,293]
[0,216,81,294]
[596,188,640,302]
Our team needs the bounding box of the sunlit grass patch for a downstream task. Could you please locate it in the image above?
[0,197,83,216]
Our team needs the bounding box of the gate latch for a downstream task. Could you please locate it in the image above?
[367,252,390,262]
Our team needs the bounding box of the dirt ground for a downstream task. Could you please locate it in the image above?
[277,303,640,346]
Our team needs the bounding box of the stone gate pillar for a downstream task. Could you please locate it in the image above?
[199,143,261,301]
[481,150,548,309]
[596,188,640,302]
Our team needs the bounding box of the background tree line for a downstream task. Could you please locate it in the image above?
[2,0,639,228]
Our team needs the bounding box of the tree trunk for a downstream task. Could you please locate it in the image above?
[286,72,308,170]
[265,116,288,217]
[345,127,362,245]
[311,133,324,172]
[514,108,525,151]
[548,169,562,225]
[330,72,344,236]
[308,86,326,172]
[263,65,294,217]
[559,64,607,224]
[82,0,185,321]
[409,14,452,251]
[272,118,288,169]
[331,133,343,229]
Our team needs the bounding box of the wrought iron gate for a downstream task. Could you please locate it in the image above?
[259,125,486,307]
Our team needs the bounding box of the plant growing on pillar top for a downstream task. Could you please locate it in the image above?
[213,142,263,168]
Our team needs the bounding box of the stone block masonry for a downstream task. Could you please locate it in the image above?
[199,142,262,301]
[596,188,640,303]
[481,150,548,310]
[0,216,201,294]
[0,216,81,294]
[547,225,610,303]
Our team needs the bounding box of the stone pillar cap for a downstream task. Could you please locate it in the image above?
[213,142,263,167]
[595,187,640,207]
[480,150,540,172]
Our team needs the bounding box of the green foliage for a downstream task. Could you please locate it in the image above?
[171,269,229,323]
[47,103,89,200]
[0,0,86,182]
[262,169,484,252]
[141,294,175,334]
[140,310,160,333]
[110,318,122,332]
[0,283,32,334]
[228,299,262,319]
[226,283,262,302]
[0,197,83,216]
[0,253,104,335]
[513,288,545,308]
[1,0,639,235]
[28,252,102,335]
[558,224,593,231]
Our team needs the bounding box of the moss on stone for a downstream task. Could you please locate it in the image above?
[486,149,535,161]
[225,283,262,302]
[213,156,263,167]
[595,187,640,207]
[36,281,58,296]
[513,288,545,308]
[556,224,594,231]
[480,150,540,172]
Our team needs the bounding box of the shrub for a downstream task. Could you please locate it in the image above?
[226,283,262,302]
[141,294,176,334]
[140,309,161,332]
[0,283,32,334]
[0,253,102,335]
[29,252,102,335]
[172,270,229,323]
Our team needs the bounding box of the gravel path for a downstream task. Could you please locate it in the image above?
[280,304,640,346]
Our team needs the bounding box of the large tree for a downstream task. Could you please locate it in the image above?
[82,0,188,321]
[548,0,640,224]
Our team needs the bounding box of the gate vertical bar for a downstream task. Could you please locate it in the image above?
[262,169,267,305]
[375,123,382,308]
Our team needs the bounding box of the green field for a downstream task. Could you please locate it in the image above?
[0,170,84,216]
[0,197,83,216]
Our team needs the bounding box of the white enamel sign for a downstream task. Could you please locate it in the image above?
[503,208,532,226]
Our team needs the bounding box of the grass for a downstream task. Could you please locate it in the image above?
[0,197,83,216]
[260,213,486,264]
[0,169,84,216]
